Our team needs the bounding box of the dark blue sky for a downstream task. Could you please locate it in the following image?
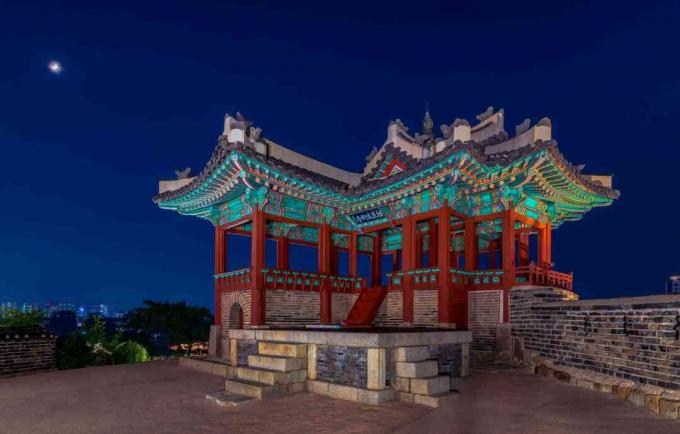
[2,1,679,310]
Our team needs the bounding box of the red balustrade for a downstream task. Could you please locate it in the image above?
[214,267,252,292]
[261,269,365,293]
[387,268,440,291]
[450,269,504,290]
[515,263,573,290]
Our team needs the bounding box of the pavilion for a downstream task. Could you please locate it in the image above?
[153,107,618,334]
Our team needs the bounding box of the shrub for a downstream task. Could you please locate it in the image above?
[56,334,94,370]
[113,340,149,364]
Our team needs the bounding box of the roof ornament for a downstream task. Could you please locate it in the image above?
[422,104,433,137]
[476,106,495,122]
[515,119,531,136]
[440,123,453,139]
[414,132,429,145]
[537,117,552,128]
[392,118,408,132]
[365,146,378,162]
[174,167,192,179]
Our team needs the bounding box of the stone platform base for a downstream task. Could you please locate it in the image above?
[218,327,471,406]
[179,357,229,376]
[307,379,395,405]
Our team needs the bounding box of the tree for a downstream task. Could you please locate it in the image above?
[56,334,94,369]
[126,300,213,355]
[0,309,44,327]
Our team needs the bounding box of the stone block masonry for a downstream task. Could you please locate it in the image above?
[0,326,56,377]
[511,287,680,390]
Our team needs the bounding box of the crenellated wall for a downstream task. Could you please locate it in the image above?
[0,326,56,377]
[510,287,680,390]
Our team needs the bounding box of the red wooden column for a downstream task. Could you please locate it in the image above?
[428,218,437,267]
[501,209,516,323]
[331,245,339,275]
[371,232,383,287]
[464,219,477,272]
[437,206,452,324]
[401,214,415,324]
[392,250,400,273]
[318,224,332,324]
[214,225,226,326]
[538,223,552,268]
[517,233,529,266]
[250,208,266,326]
[276,236,289,270]
[414,231,422,268]
[349,232,358,277]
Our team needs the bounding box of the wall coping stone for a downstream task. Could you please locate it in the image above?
[228,329,472,348]
[538,294,680,308]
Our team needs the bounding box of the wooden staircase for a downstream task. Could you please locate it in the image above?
[342,285,387,326]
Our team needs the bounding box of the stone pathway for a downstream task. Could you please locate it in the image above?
[0,360,677,433]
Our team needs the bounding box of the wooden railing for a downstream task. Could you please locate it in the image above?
[214,267,252,292]
[261,269,365,293]
[515,263,573,290]
[387,267,440,291]
[450,269,504,290]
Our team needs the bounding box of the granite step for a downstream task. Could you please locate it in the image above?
[224,378,305,399]
[258,341,307,358]
[395,360,438,378]
[248,354,303,372]
[228,365,308,385]
[205,391,256,407]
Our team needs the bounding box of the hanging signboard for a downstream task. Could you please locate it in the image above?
[350,207,385,225]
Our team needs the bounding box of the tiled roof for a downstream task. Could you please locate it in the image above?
[154,136,619,203]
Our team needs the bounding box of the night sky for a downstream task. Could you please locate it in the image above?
[2,1,679,310]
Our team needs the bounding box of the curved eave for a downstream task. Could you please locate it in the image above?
[153,139,618,226]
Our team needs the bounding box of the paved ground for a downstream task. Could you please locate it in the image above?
[0,360,677,434]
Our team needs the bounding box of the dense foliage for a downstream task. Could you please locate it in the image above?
[0,309,44,327]
[126,300,212,355]
[56,316,148,369]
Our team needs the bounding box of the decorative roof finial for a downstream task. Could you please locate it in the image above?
[422,103,433,137]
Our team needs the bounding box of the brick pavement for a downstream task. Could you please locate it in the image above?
[0,360,677,433]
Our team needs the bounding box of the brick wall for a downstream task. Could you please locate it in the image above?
[428,343,464,377]
[220,290,251,339]
[468,290,503,352]
[414,290,438,326]
[0,326,56,377]
[266,289,320,325]
[237,339,258,366]
[375,290,403,326]
[511,288,680,390]
[331,293,358,323]
[316,345,368,388]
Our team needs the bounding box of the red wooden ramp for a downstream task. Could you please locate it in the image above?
[342,286,387,326]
